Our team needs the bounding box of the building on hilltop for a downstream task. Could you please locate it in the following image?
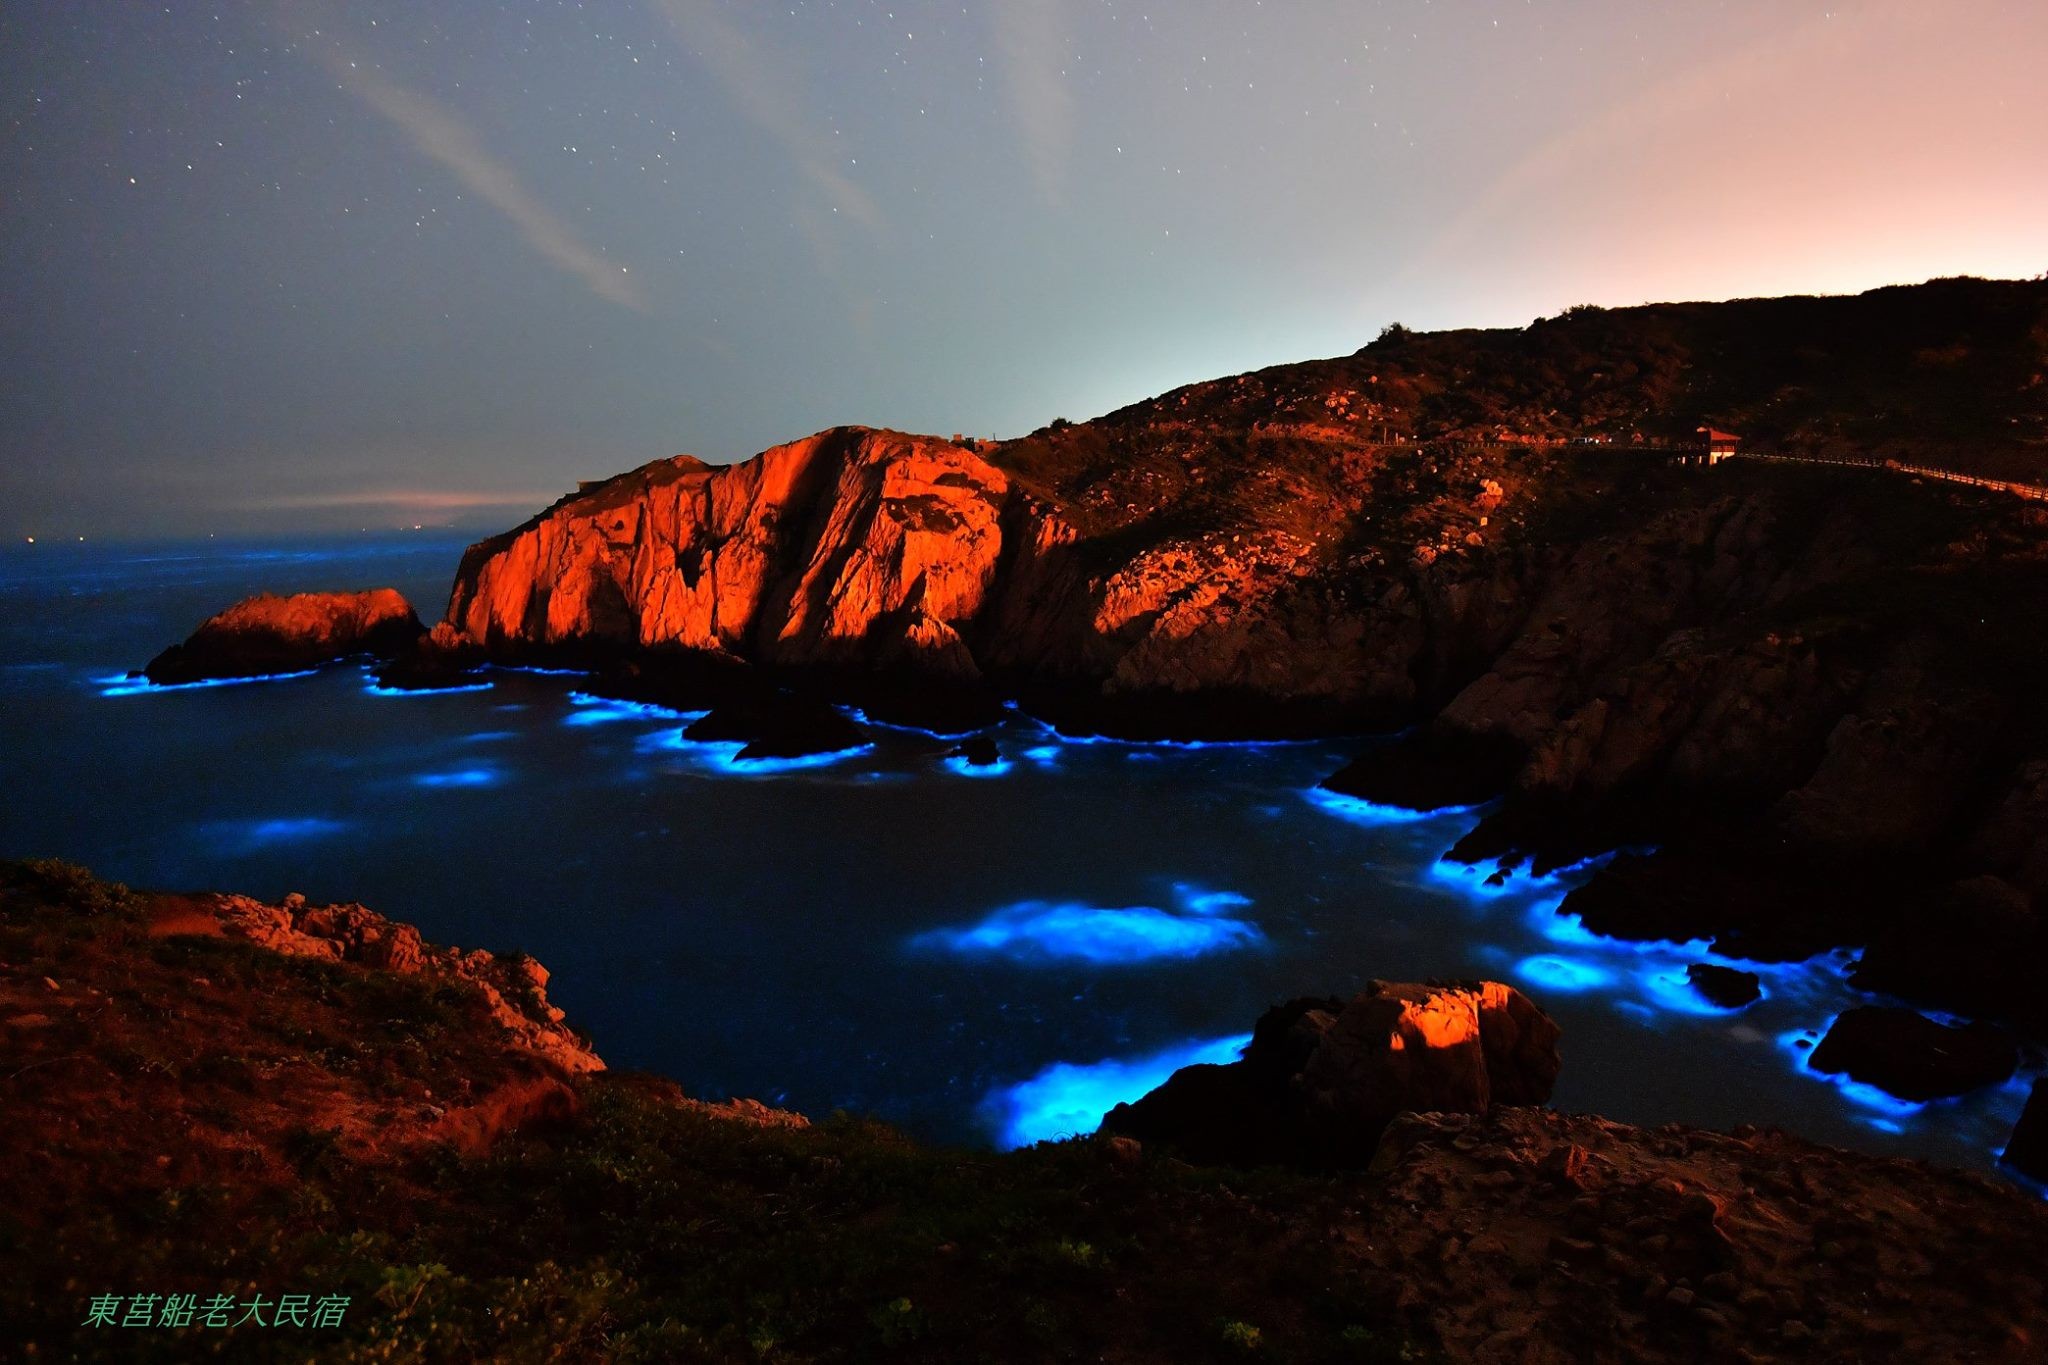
[1679,427,1741,466]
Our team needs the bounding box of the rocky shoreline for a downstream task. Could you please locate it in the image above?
[6,859,2048,1361]
[129,277,2048,1143]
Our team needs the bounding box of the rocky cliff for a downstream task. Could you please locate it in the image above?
[144,280,2048,1059]
[428,281,2048,1035]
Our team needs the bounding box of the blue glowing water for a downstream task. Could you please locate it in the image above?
[0,534,2036,1177]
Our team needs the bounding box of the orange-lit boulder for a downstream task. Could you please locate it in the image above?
[1101,980,1561,1167]
[141,588,424,685]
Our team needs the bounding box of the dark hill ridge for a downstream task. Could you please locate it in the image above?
[1068,274,2048,479]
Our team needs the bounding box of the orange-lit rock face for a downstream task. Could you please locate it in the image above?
[1300,982,1530,1135]
[143,588,426,684]
[1104,979,1562,1168]
[449,428,1014,679]
[441,423,1423,706]
[198,588,419,645]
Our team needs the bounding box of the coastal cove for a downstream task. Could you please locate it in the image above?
[1,534,2033,1180]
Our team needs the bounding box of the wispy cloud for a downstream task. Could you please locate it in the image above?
[649,0,883,231]
[309,44,645,311]
[991,0,1075,205]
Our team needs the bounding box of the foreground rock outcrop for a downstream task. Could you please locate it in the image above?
[1361,1106,2048,1364]
[1102,981,1563,1167]
[141,588,424,685]
[187,889,604,1076]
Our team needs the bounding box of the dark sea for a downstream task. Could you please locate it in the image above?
[0,533,2035,1182]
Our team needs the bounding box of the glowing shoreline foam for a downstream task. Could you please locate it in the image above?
[981,1033,1253,1149]
[912,892,1264,965]
[96,668,320,697]
[1304,786,1485,826]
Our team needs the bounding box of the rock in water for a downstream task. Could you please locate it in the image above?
[142,589,424,685]
[1686,963,1762,1009]
[2002,1079,2048,1184]
[946,734,1002,767]
[1806,1006,2017,1102]
[682,695,868,761]
[1102,980,1562,1167]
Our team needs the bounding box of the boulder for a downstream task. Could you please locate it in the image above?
[1102,980,1561,1167]
[371,621,491,691]
[2001,1079,2048,1184]
[682,695,868,761]
[1686,963,1762,1009]
[142,589,424,685]
[946,734,1002,767]
[1806,1007,2017,1102]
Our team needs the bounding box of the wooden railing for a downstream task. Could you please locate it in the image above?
[1734,451,2048,502]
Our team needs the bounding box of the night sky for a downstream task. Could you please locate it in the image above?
[5,1,2044,539]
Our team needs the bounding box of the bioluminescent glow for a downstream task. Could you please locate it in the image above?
[1034,721,1311,752]
[943,754,1015,777]
[1177,887,1253,916]
[912,895,1264,965]
[562,692,700,725]
[1429,856,1543,900]
[96,668,318,697]
[1515,954,1616,993]
[460,730,518,743]
[1021,745,1062,766]
[1304,786,1483,826]
[412,767,502,788]
[1530,899,1714,956]
[364,679,494,696]
[1431,846,1629,904]
[1776,1026,1929,1119]
[1636,965,1765,1017]
[634,729,874,774]
[836,706,982,741]
[981,1033,1253,1150]
[725,744,876,774]
[207,816,349,852]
